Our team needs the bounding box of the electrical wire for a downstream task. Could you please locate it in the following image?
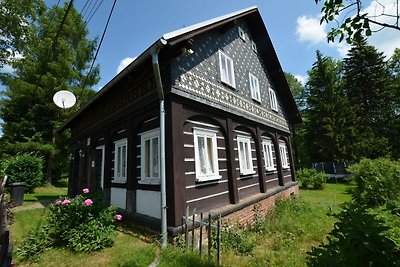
[85,0,105,26]
[81,0,117,90]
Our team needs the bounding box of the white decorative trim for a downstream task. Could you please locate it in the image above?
[186,191,229,203]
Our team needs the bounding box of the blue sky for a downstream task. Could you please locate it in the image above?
[2,0,399,88]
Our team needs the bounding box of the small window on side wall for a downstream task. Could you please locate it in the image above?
[269,87,278,111]
[251,40,257,53]
[249,73,261,102]
[279,141,290,169]
[237,135,255,175]
[219,50,236,88]
[140,129,160,184]
[113,138,127,183]
[262,138,275,172]
[193,128,221,182]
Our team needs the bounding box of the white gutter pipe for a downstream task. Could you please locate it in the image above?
[150,38,168,248]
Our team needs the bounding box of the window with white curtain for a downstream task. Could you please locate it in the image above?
[249,73,261,102]
[140,129,160,184]
[279,141,290,169]
[113,138,127,183]
[262,138,275,171]
[237,135,255,175]
[219,50,235,88]
[193,128,220,182]
[269,87,278,111]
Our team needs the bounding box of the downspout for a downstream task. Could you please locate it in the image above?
[150,38,168,248]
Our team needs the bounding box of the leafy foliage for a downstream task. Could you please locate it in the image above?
[307,204,400,267]
[348,158,400,207]
[1,153,43,192]
[17,189,120,261]
[296,168,328,190]
[0,1,98,183]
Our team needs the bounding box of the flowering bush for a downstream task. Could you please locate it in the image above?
[17,188,123,260]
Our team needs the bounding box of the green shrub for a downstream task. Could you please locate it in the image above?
[17,188,122,261]
[1,154,43,193]
[348,158,400,207]
[307,204,400,267]
[296,168,328,190]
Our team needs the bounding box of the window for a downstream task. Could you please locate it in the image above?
[237,136,255,175]
[219,50,235,88]
[193,128,220,182]
[269,87,278,111]
[238,26,246,41]
[140,129,160,183]
[113,139,127,183]
[279,141,290,169]
[249,73,261,102]
[251,40,258,53]
[262,138,275,171]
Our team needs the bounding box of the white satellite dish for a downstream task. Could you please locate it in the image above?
[53,90,76,109]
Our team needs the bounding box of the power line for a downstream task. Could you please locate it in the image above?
[81,0,117,90]
[85,0,105,26]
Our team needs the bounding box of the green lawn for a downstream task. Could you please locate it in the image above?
[10,182,353,266]
[23,185,67,206]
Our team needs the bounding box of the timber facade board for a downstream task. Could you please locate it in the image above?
[59,7,301,233]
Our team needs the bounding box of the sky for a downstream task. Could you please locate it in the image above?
[35,0,399,89]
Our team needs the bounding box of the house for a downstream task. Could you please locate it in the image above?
[58,6,302,235]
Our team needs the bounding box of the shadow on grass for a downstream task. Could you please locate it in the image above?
[24,195,60,206]
[307,203,400,267]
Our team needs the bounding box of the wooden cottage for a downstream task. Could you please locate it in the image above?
[58,6,302,234]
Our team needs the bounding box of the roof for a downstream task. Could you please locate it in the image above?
[58,7,301,132]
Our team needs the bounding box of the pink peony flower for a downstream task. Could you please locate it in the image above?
[83,198,93,206]
[61,199,71,205]
[55,200,62,205]
[115,214,122,221]
[82,188,89,194]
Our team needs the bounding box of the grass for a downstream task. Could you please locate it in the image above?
[10,182,353,266]
[23,185,67,206]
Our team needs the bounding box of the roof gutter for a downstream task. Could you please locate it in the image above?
[150,38,168,248]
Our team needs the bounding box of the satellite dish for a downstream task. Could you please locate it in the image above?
[53,90,76,109]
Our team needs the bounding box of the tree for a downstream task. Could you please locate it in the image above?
[0,0,44,67]
[315,0,400,43]
[305,51,357,162]
[387,48,400,158]
[342,39,394,158]
[0,2,99,182]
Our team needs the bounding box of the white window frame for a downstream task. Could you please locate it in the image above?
[269,87,278,111]
[279,141,290,169]
[262,138,275,172]
[219,50,236,88]
[140,128,160,184]
[237,135,255,175]
[193,128,221,182]
[249,73,261,102]
[113,138,127,184]
[238,26,246,41]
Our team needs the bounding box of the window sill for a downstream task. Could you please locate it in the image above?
[252,98,261,103]
[138,179,160,185]
[220,80,236,89]
[196,175,222,183]
[112,179,126,184]
[266,168,276,173]
[240,170,256,176]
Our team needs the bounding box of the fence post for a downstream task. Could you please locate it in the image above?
[191,209,196,251]
[199,212,203,256]
[217,214,221,265]
[185,207,189,249]
[208,213,212,258]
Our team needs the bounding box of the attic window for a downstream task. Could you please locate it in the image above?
[219,50,236,88]
[269,87,278,111]
[238,26,246,41]
[251,40,258,53]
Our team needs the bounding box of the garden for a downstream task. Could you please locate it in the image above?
[4,158,400,266]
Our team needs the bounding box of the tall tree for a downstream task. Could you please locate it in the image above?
[342,39,394,158]
[0,0,44,67]
[387,48,400,158]
[0,2,99,181]
[305,51,357,163]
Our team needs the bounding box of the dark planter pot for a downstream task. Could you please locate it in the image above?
[10,182,26,206]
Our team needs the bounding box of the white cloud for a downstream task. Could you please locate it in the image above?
[116,57,137,74]
[294,74,307,85]
[296,15,326,45]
